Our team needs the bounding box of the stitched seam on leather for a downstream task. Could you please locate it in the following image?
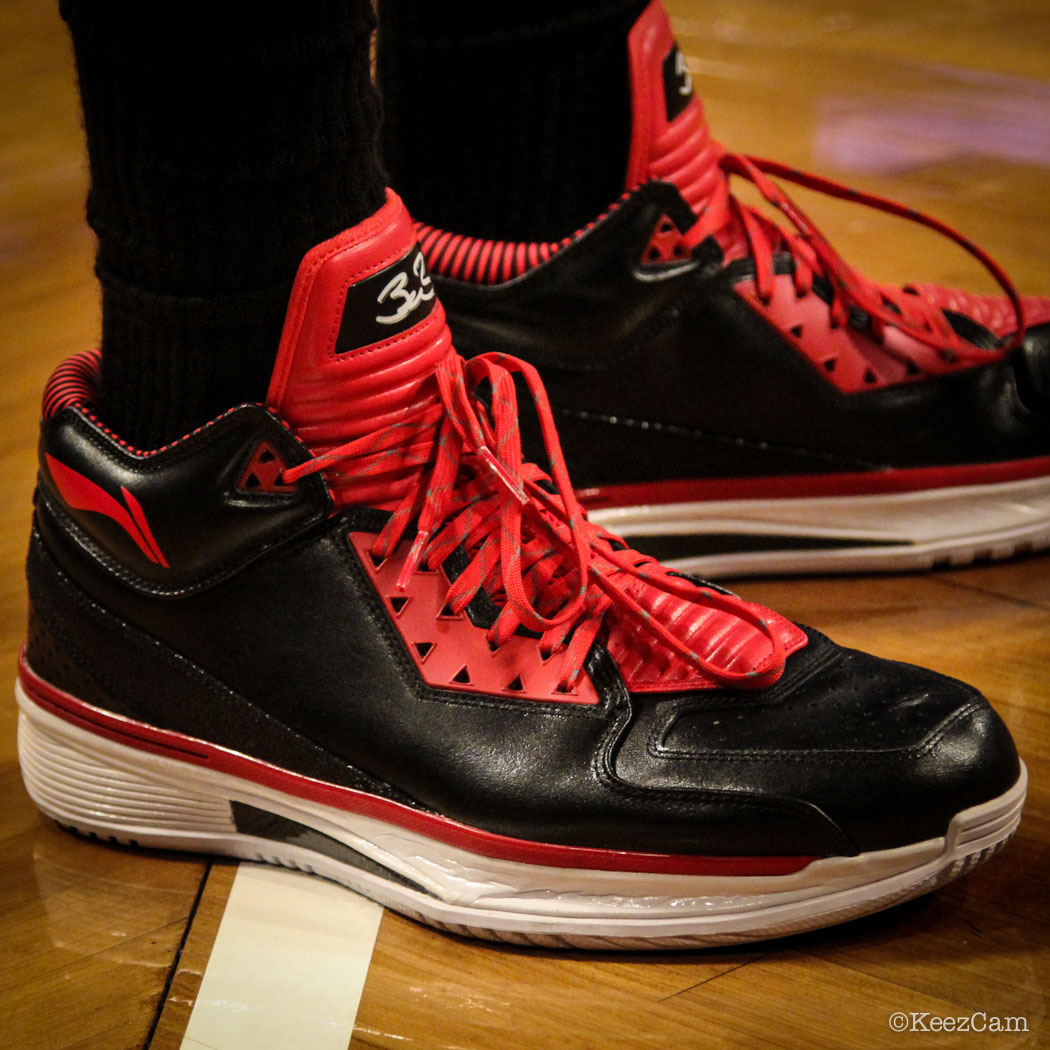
[653,699,986,763]
[28,531,419,806]
[37,425,330,598]
[38,485,329,599]
[646,641,840,755]
[54,404,323,481]
[324,243,430,360]
[62,403,260,468]
[268,196,406,397]
[590,750,841,817]
[593,676,840,821]
[331,305,443,365]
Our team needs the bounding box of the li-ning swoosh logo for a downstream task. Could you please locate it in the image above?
[45,454,170,568]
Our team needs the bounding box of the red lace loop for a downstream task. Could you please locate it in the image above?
[283,351,786,692]
[682,151,1027,366]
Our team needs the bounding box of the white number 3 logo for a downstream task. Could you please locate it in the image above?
[375,253,435,326]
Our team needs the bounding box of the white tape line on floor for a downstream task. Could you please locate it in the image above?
[180,863,383,1050]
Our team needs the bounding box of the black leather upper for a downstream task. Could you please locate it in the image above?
[433,181,1050,487]
[26,400,1021,857]
[39,404,331,594]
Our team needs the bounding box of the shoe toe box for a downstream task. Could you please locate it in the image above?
[627,631,1021,855]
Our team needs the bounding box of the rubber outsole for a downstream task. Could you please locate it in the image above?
[15,679,1027,950]
[587,474,1050,578]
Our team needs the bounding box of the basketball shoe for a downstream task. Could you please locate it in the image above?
[18,191,1025,949]
[416,0,1050,578]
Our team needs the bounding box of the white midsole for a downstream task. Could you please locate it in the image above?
[15,682,1027,943]
[588,474,1050,577]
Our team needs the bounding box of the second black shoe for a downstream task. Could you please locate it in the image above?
[417,0,1050,578]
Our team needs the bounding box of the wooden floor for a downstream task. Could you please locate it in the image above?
[3,1,1048,1047]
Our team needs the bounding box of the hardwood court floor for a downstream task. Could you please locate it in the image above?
[3,0,1048,1047]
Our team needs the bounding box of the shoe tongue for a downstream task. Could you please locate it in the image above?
[267,190,454,508]
[605,580,807,692]
[626,2,735,241]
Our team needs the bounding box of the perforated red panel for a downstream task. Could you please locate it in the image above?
[348,532,601,705]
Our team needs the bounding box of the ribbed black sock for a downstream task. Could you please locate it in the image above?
[61,0,386,448]
[377,0,648,242]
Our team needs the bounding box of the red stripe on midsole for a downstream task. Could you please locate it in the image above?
[576,456,1050,510]
[18,652,815,878]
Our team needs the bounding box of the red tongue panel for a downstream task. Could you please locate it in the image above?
[266,188,805,693]
[625,1,728,224]
[606,585,806,692]
[267,190,455,509]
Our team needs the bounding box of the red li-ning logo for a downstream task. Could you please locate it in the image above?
[45,454,169,567]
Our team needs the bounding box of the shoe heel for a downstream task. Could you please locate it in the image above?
[16,681,236,849]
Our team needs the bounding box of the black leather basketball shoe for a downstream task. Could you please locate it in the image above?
[19,190,1025,949]
[417,0,1050,578]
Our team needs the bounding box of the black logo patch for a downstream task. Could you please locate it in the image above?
[661,44,693,122]
[335,246,437,354]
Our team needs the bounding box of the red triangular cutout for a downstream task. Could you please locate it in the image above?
[238,442,296,493]
[640,214,687,266]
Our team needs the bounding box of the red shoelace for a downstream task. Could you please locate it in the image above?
[680,151,1028,367]
[283,350,786,693]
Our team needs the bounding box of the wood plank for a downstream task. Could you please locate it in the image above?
[664,949,1042,1049]
[940,558,1050,610]
[147,862,237,1050]
[0,827,206,992]
[354,910,769,1049]
[9,923,192,1050]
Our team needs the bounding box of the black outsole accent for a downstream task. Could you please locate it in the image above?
[230,801,434,896]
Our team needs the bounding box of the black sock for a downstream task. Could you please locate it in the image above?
[60,0,386,448]
[377,0,648,242]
